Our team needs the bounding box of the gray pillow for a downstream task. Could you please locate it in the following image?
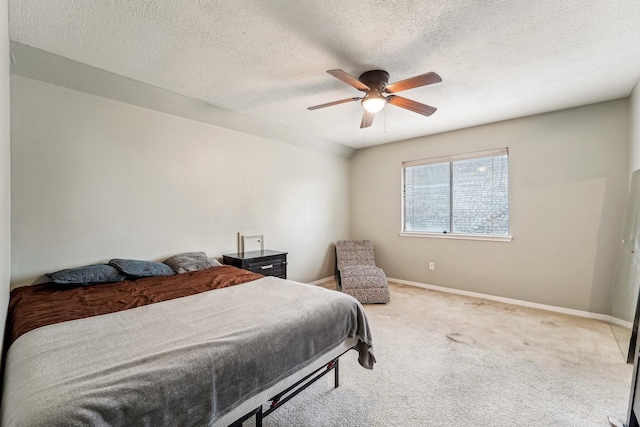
[109,259,175,278]
[46,264,126,285]
[162,252,221,274]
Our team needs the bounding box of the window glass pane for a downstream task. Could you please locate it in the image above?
[451,155,508,234]
[404,162,450,232]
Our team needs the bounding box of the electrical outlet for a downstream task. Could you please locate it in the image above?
[429,262,435,271]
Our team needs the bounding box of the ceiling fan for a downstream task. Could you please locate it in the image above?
[307,69,442,128]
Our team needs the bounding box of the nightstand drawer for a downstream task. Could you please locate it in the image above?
[247,257,285,271]
[250,266,285,278]
[222,250,288,279]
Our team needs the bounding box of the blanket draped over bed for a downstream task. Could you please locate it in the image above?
[1,267,374,427]
[5,265,263,347]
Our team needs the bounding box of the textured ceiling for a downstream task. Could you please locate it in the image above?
[8,1,640,149]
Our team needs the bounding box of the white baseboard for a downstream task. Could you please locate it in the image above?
[389,277,619,324]
[310,275,631,327]
[308,276,335,285]
[609,316,634,329]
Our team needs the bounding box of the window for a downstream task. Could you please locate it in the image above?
[402,148,509,239]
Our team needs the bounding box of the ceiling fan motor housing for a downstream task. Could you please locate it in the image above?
[358,70,390,91]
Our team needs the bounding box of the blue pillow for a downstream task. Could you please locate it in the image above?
[109,259,175,278]
[46,264,127,285]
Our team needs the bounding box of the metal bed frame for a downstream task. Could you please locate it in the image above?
[231,356,342,427]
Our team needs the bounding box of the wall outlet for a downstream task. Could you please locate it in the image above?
[429,262,435,271]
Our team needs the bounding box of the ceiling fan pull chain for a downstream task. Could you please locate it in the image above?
[384,108,387,134]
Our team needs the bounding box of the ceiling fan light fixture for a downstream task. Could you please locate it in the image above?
[361,92,387,113]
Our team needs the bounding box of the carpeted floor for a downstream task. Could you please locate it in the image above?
[246,282,633,427]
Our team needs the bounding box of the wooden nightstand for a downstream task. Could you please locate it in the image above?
[222,250,288,279]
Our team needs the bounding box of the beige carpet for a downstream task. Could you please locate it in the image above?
[246,282,633,427]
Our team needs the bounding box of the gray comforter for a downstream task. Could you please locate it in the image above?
[1,277,374,426]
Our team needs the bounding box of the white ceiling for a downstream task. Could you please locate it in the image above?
[8,1,640,150]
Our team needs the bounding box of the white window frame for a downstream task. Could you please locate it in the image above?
[400,148,512,242]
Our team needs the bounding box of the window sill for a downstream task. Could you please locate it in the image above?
[399,231,513,242]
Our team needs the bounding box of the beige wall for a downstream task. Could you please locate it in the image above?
[614,81,640,322]
[8,67,635,315]
[10,76,350,287]
[0,0,10,352]
[631,82,640,174]
[351,99,629,314]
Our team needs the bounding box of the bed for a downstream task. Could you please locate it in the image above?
[1,264,375,426]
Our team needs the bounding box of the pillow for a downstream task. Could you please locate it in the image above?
[162,252,221,274]
[109,259,175,278]
[46,264,126,285]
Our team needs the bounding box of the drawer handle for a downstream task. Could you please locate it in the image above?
[261,264,274,270]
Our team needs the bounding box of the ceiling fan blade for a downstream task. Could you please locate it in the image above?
[387,95,437,116]
[384,72,442,93]
[360,110,374,128]
[307,97,362,110]
[327,69,370,91]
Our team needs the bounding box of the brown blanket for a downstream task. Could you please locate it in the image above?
[6,265,263,348]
